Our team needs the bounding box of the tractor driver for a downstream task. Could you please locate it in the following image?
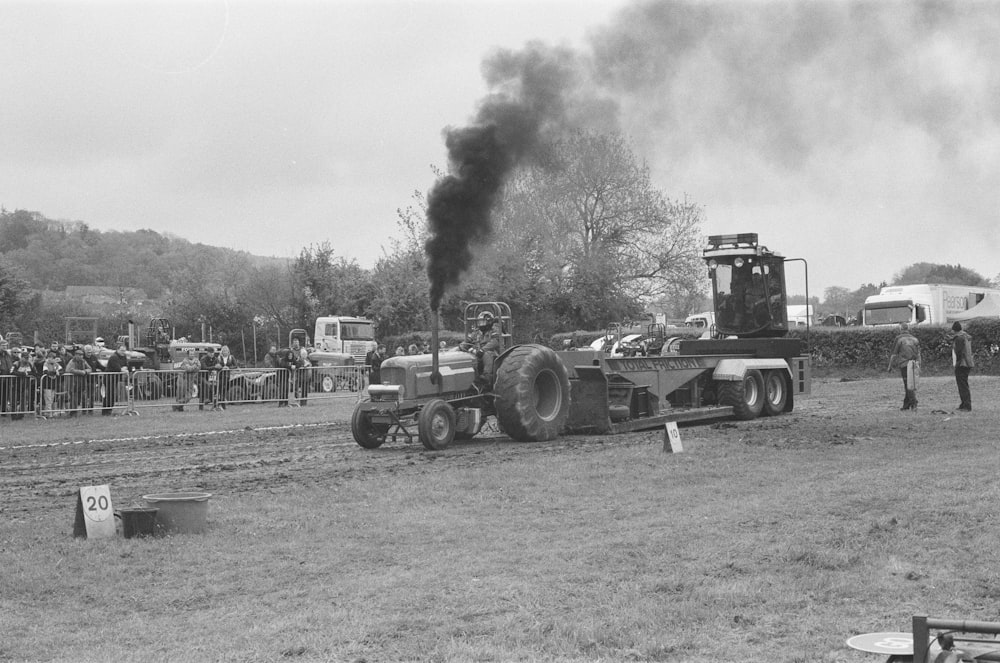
[460,311,502,384]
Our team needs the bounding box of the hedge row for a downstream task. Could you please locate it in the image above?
[383,320,1000,377]
[789,319,1000,376]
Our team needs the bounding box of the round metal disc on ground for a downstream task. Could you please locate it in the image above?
[846,632,913,655]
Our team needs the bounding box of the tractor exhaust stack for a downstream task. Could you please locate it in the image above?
[430,309,442,390]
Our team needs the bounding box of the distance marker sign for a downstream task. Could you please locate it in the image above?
[72,485,116,539]
[663,422,683,453]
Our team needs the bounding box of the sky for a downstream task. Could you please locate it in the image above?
[2,0,999,299]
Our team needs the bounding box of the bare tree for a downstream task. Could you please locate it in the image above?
[486,130,705,328]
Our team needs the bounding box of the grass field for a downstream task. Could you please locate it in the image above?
[1,375,998,662]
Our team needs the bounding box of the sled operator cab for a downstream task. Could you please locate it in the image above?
[704,233,789,338]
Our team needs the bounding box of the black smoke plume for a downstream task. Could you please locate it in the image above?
[428,0,1000,303]
[424,43,590,310]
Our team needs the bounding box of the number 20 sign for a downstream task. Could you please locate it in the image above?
[73,485,116,539]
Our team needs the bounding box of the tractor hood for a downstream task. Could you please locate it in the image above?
[380,350,477,397]
[96,348,148,370]
[307,350,354,367]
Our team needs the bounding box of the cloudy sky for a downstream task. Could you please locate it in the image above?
[3,0,998,298]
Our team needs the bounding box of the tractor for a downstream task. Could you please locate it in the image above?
[351,302,571,450]
[352,233,811,450]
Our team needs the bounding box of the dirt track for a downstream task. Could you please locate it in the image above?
[2,375,986,521]
[0,397,664,520]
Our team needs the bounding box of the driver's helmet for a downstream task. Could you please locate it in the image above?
[477,311,495,329]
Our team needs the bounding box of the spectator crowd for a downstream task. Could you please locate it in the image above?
[0,334,365,423]
[0,335,129,421]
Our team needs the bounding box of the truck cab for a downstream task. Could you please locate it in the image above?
[313,316,376,364]
[684,312,716,329]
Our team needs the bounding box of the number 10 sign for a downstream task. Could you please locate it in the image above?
[663,422,683,453]
[72,485,116,539]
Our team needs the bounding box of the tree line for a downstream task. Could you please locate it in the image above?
[3,129,996,355]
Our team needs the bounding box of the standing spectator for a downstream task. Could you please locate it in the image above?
[57,344,73,411]
[277,342,304,407]
[888,323,921,411]
[394,345,405,357]
[81,345,100,414]
[366,344,385,386]
[51,342,67,409]
[102,344,130,415]
[174,349,200,412]
[951,321,974,411]
[32,344,45,386]
[262,343,279,401]
[199,347,222,411]
[407,343,420,356]
[64,347,92,417]
[0,337,13,418]
[263,344,278,368]
[287,338,310,405]
[11,351,37,420]
[41,350,63,415]
[56,342,70,368]
[217,345,239,409]
[297,341,311,406]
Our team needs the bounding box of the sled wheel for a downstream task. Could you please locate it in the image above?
[494,344,570,442]
[321,374,336,393]
[762,370,788,417]
[418,399,456,450]
[352,405,387,449]
[718,369,765,420]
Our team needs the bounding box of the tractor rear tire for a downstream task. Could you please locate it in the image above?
[352,405,387,449]
[494,345,570,442]
[762,370,788,417]
[718,369,765,420]
[418,399,456,450]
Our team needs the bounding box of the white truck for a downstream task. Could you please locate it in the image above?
[313,316,377,364]
[785,304,814,327]
[861,284,1000,326]
[684,311,715,328]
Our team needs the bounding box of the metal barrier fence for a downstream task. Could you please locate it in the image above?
[0,365,368,419]
[0,374,38,419]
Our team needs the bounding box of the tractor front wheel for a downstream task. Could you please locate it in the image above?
[418,399,456,450]
[352,405,388,449]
